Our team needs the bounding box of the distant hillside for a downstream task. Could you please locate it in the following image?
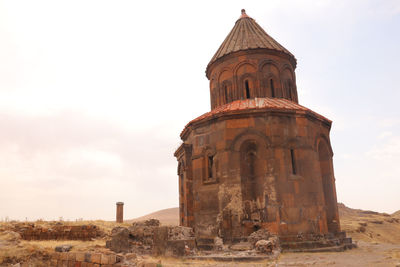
[338,203,400,244]
[127,207,179,226]
[393,210,400,218]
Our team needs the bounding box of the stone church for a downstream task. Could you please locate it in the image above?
[175,10,342,247]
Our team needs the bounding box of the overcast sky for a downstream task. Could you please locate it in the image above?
[0,0,399,221]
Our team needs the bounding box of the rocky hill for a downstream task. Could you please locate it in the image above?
[393,210,400,219]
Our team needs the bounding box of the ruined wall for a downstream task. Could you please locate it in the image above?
[178,110,339,242]
[13,223,103,241]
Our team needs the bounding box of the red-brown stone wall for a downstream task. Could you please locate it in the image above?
[178,110,340,242]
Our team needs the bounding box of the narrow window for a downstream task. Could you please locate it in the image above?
[208,155,214,178]
[270,79,275,97]
[287,80,292,100]
[245,80,250,99]
[290,149,297,175]
[224,84,228,103]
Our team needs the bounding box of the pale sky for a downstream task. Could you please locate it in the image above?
[0,0,399,221]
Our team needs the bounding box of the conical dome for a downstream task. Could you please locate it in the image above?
[207,9,296,72]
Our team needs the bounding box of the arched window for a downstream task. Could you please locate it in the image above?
[245,80,250,99]
[287,79,293,100]
[240,141,263,221]
[203,149,217,184]
[224,84,228,104]
[207,155,214,179]
[270,79,275,98]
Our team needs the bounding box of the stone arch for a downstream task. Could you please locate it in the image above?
[221,80,233,104]
[314,134,333,156]
[259,59,280,74]
[230,129,271,152]
[235,62,257,99]
[280,64,295,77]
[218,67,233,83]
[229,130,277,229]
[317,137,339,233]
[281,66,296,101]
[260,61,281,98]
[218,69,233,106]
[234,61,257,76]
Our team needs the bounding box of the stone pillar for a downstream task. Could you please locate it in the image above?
[116,202,124,223]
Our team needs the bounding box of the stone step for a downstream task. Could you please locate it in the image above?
[196,238,214,251]
[230,242,253,251]
[281,239,341,250]
[283,244,347,253]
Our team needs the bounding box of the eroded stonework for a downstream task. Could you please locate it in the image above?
[175,10,341,248]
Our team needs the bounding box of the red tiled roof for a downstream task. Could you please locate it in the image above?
[207,10,295,68]
[181,98,331,137]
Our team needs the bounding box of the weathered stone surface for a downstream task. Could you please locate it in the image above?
[153,226,195,256]
[152,226,168,256]
[168,226,194,240]
[107,223,195,256]
[106,227,130,253]
[213,236,223,250]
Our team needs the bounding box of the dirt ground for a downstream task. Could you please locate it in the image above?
[278,241,400,267]
[133,241,397,267]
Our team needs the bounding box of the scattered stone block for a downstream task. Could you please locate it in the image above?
[255,239,273,253]
[248,229,271,245]
[55,245,73,252]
